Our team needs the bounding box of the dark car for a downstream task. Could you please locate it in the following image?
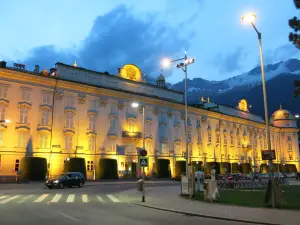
[45,172,85,189]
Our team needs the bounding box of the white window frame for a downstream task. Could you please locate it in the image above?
[20,108,28,124]
[0,87,8,99]
[39,134,49,149]
[161,143,168,154]
[65,112,74,128]
[18,132,28,148]
[42,93,52,105]
[0,105,6,121]
[88,136,96,151]
[65,135,73,150]
[21,90,30,102]
[40,111,50,125]
[89,115,96,130]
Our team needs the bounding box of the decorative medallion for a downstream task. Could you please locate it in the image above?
[77,94,87,104]
[119,64,142,82]
[117,103,124,110]
[55,90,64,100]
[99,99,107,107]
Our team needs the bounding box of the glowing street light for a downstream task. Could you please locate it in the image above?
[131,102,139,108]
[295,114,299,119]
[161,58,172,68]
[242,12,275,208]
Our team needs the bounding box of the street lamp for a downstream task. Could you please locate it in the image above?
[162,52,195,176]
[131,102,146,202]
[242,12,275,208]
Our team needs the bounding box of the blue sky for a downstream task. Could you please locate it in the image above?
[0,0,299,84]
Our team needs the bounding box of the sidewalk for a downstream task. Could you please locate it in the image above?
[119,185,299,225]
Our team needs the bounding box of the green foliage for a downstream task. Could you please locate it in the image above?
[20,157,47,181]
[289,0,300,48]
[64,158,87,178]
[98,159,118,179]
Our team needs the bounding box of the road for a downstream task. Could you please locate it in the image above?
[0,181,253,225]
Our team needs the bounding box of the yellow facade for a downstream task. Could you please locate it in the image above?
[0,63,299,180]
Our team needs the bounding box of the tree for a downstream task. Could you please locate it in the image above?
[289,0,300,48]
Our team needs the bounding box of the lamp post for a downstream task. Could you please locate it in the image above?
[242,12,275,208]
[131,102,146,202]
[162,52,195,176]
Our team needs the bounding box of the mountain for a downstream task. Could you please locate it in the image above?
[167,58,300,117]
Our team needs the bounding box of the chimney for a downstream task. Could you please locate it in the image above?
[0,61,7,68]
[34,65,40,74]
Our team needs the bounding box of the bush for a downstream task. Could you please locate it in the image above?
[20,157,47,181]
[64,158,87,178]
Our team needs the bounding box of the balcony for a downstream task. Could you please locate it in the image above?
[174,137,181,143]
[16,122,30,131]
[18,101,32,109]
[37,125,51,133]
[0,98,9,106]
[122,131,142,139]
[107,131,117,140]
[145,134,153,140]
[64,106,76,114]
[108,112,117,119]
[63,127,75,135]
[160,137,168,144]
[39,103,52,111]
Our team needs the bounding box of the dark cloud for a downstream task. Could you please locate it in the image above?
[213,47,247,73]
[264,44,300,65]
[22,5,193,78]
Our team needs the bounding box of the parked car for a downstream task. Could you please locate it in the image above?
[45,172,85,189]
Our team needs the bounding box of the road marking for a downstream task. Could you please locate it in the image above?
[66,194,75,203]
[0,195,8,200]
[107,195,121,202]
[17,194,34,203]
[0,195,21,204]
[82,194,88,203]
[58,212,80,222]
[97,195,104,202]
[33,194,49,203]
[50,194,62,203]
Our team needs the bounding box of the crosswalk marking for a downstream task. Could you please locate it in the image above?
[97,195,104,202]
[66,194,75,203]
[82,194,88,203]
[17,194,34,203]
[107,195,121,203]
[0,195,21,204]
[33,194,49,203]
[0,196,8,200]
[50,194,62,203]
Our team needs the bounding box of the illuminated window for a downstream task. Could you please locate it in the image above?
[19,108,28,123]
[87,161,94,171]
[39,134,49,149]
[18,132,28,148]
[65,136,72,150]
[40,111,50,125]
[161,143,168,154]
[65,112,74,128]
[21,90,30,101]
[175,144,181,154]
[0,105,6,121]
[128,120,135,132]
[89,115,96,130]
[88,136,96,151]
[0,131,3,145]
[42,93,51,105]
[0,87,8,99]
[145,122,151,136]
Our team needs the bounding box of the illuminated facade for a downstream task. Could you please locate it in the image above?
[0,61,299,179]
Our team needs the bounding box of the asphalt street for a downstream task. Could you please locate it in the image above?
[0,181,254,225]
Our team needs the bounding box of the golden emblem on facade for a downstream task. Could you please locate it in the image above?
[120,64,142,81]
[238,99,248,112]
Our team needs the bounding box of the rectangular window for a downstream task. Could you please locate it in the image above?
[18,132,28,148]
[196,119,201,127]
[89,115,96,130]
[0,105,6,121]
[19,109,28,123]
[65,136,72,150]
[230,135,234,145]
[88,136,96,151]
[224,136,227,146]
[87,161,94,171]
[21,90,30,101]
[65,113,74,128]
[0,131,3,145]
[40,111,50,125]
[0,87,8,99]
[39,134,49,149]
[208,132,212,143]
[161,143,168,154]
[110,118,116,132]
[42,93,52,105]
[111,104,117,114]
[288,143,293,151]
[89,100,97,110]
[175,126,180,138]
[287,136,292,142]
[216,134,220,144]
[145,122,151,136]
[197,130,201,142]
[66,98,75,108]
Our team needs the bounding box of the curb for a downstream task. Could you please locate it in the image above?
[131,203,281,225]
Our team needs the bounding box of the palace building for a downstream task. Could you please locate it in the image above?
[0,60,298,180]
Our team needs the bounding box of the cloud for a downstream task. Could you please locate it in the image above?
[264,44,300,65]
[21,4,193,78]
[213,47,248,73]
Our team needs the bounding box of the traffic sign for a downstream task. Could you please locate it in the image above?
[139,157,148,167]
